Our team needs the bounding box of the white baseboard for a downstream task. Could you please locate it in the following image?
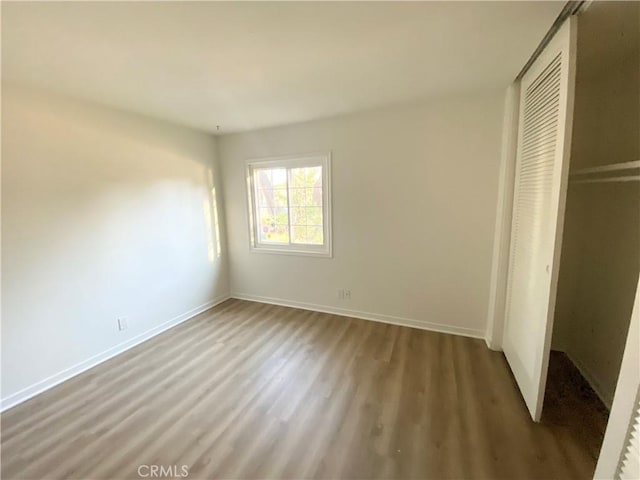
[1,294,231,412]
[231,292,484,339]
[565,350,613,409]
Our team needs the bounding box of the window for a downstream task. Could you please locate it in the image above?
[246,153,332,257]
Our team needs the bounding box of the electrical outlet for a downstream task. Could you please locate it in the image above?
[338,289,344,299]
[117,317,128,331]
[344,290,351,300]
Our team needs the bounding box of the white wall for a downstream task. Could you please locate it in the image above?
[1,85,229,407]
[219,92,505,337]
[551,1,640,406]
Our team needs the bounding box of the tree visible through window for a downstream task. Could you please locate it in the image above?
[247,154,331,256]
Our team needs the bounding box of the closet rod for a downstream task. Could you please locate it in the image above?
[571,175,640,185]
[571,160,640,176]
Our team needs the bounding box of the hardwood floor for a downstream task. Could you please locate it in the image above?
[1,299,603,479]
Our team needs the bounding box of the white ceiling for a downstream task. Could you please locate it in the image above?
[2,1,564,134]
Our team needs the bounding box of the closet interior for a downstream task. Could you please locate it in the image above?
[547,0,640,462]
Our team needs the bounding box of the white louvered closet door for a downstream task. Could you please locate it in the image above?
[502,17,577,422]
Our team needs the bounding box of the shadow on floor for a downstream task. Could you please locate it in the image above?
[542,350,610,463]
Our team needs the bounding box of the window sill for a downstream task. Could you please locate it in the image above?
[249,245,332,258]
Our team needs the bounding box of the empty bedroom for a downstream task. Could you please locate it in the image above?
[1,1,639,479]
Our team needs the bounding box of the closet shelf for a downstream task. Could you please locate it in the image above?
[570,160,640,176]
[569,160,640,184]
[571,175,640,185]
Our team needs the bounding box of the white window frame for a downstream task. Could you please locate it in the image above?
[246,152,332,257]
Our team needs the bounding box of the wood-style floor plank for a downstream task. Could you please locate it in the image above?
[1,299,605,479]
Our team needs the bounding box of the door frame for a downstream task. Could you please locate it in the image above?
[485,83,520,351]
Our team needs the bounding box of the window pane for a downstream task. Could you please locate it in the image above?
[271,169,287,188]
[289,167,322,207]
[258,208,289,236]
[257,207,289,243]
[291,226,308,244]
[275,208,289,224]
[289,188,306,207]
[258,207,273,225]
[288,166,324,246]
[307,226,323,245]
[258,188,288,209]
[258,207,288,225]
[306,207,323,226]
[255,168,272,185]
[306,166,322,187]
[289,168,305,189]
[306,188,323,207]
[255,167,287,190]
[291,207,306,226]
[254,167,291,245]
[259,224,289,243]
[290,167,322,189]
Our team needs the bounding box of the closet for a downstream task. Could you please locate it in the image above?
[490,0,639,472]
[546,0,639,461]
